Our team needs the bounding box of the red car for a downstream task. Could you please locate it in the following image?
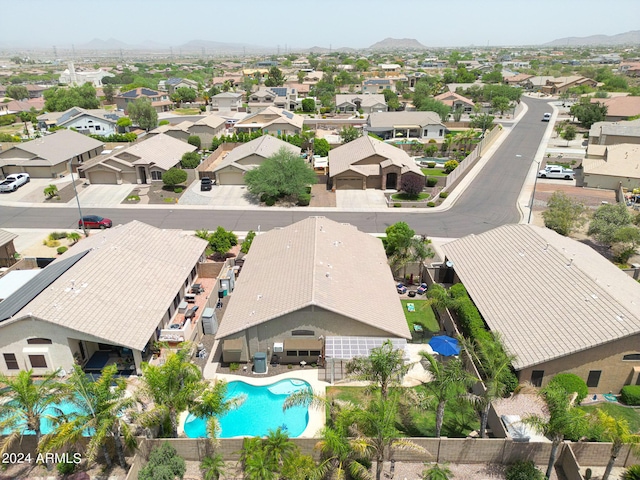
[79,215,112,229]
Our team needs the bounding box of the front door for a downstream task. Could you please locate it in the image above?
[138,167,147,184]
[386,172,398,189]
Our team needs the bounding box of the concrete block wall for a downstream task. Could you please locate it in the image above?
[439,437,505,464]
[559,444,583,480]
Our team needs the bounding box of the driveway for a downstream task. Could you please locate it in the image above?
[178,182,259,207]
[75,184,134,207]
[336,189,387,209]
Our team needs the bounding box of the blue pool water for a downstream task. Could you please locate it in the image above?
[183,379,311,438]
[0,399,88,436]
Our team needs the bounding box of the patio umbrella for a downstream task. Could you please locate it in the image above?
[428,335,460,356]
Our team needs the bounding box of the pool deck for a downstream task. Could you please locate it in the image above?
[178,369,328,439]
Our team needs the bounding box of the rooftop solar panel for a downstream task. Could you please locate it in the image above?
[324,336,408,360]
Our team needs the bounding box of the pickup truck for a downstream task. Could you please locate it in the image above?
[0,173,30,192]
[537,166,574,180]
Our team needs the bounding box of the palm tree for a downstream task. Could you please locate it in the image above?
[263,427,296,468]
[66,232,81,244]
[523,383,588,479]
[590,410,640,480]
[241,438,278,480]
[200,453,226,480]
[314,425,371,480]
[0,369,64,456]
[422,463,453,480]
[189,379,245,444]
[40,364,137,469]
[418,353,476,437]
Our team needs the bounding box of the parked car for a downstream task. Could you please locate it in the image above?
[417,283,428,295]
[397,283,407,294]
[542,113,552,122]
[200,177,213,191]
[0,173,30,192]
[79,215,112,229]
[537,166,574,180]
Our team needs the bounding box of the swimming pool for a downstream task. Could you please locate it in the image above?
[183,379,311,438]
[0,399,87,436]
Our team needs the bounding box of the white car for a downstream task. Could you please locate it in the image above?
[537,166,574,180]
[0,173,30,192]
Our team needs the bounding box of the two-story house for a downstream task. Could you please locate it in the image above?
[247,87,299,113]
[114,87,173,114]
[37,107,124,137]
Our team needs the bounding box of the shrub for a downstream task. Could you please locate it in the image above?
[127,195,140,201]
[229,363,239,372]
[241,230,256,254]
[0,114,16,126]
[427,202,436,207]
[162,167,187,187]
[444,159,459,173]
[297,193,311,206]
[56,457,77,475]
[174,187,183,193]
[57,246,68,255]
[549,373,589,404]
[265,196,276,206]
[621,385,640,405]
[394,203,401,208]
[43,239,60,247]
[439,192,449,198]
[180,151,201,169]
[623,465,640,480]
[48,231,67,240]
[426,162,436,168]
[426,178,439,187]
[138,442,186,480]
[159,120,170,126]
[187,135,202,149]
[505,460,544,480]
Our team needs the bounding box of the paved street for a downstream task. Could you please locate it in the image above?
[0,97,552,236]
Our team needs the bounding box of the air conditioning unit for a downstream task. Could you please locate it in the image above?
[273,342,284,353]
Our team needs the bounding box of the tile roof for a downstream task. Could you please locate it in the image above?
[336,94,387,108]
[368,111,443,129]
[7,221,207,351]
[193,115,226,129]
[329,135,424,177]
[235,106,304,130]
[216,217,410,339]
[441,224,640,370]
[212,135,300,173]
[592,96,640,118]
[0,229,17,247]
[583,143,640,177]
[434,92,475,107]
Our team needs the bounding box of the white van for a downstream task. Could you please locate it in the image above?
[542,113,552,122]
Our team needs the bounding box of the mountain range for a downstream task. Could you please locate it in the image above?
[544,30,640,46]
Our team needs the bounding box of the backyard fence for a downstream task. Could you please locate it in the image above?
[444,124,502,189]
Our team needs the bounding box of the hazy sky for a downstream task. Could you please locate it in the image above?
[6,0,640,49]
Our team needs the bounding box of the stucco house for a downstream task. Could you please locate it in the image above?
[58,62,114,87]
[335,94,388,114]
[434,92,475,113]
[366,111,446,141]
[0,221,208,377]
[189,115,226,146]
[79,133,196,184]
[162,77,199,94]
[216,217,411,368]
[210,135,301,185]
[581,143,640,190]
[114,87,173,114]
[247,87,299,113]
[37,107,124,137]
[147,121,193,142]
[362,78,394,94]
[588,120,640,146]
[210,92,243,112]
[234,106,303,136]
[441,224,640,393]
[0,129,104,178]
[329,135,424,190]
[591,96,640,122]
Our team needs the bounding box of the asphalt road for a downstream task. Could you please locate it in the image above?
[0,97,552,236]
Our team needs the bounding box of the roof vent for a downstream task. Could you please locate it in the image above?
[326,272,330,278]
[566,258,573,267]
[544,243,549,251]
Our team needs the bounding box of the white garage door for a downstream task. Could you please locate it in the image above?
[218,171,245,185]
[336,177,362,190]
[88,170,118,185]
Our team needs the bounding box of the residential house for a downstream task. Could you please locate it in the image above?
[588,120,640,146]
[362,78,394,94]
[620,62,640,77]
[58,62,114,87]
[0,229,18,267]
[216,217,411,366]
[0,129,104,178]
[210,92,243,112]
[0,85,47,99]
[211,75,243,89]
[79,133,196,184]
[114,87,173,114]
[161,77,199,94]
[378,64,402,73]
[504,73,533,86]
[234,106,303,136]
[540,76,597,95]
[37,107,124,136]
[0,221,208,377]
[247,87,299,113]
[210,135,300,185]
[147,121,193,142]
[434,92,475,113]
[335,94,387,114]
[189,115,226,146]
[366,111,446,141]
[328,135,424,190]
[441,224,640,393]
[582,143,640,190]
[591,96,640,122]
[0,98,45,116]
[521,76,556,92]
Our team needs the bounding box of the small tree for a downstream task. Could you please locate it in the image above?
[422,463,454,480]
[542,191,586,236]
[181,151,200,169]
[138,442,186,480]
[588,202,633,246]
[209,226,238,259]
[491,96,511,115]
[339,125,361,143]
[161,168,187,188]
[400,174,424,198]
[44,184,59,199]
[128,98,158,131]
[443,160,459,173]
[117,116,132,132]
[264,66,285,87]
[313,137,330,157]
[103,83,115,104]
[187,135,202,149]
[301,98,315,113]
[560,125,577,146]
[241,230,256,254]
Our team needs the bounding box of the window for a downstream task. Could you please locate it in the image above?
[439,129,444,136]
[623,354,640,361]
[587,370,601,388]
[4,353,19,370]
[150,170,162,181]
[286,350,297,357]
[310,350,321,356]
[27,338,52,344]
[29,355,47,369]
[292,330,315,337]
[95,126,101,131]
[298,350,309,357]
[531,370,544,387]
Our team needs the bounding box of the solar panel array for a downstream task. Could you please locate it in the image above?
[270,87,287,97]
[324,336,408,360]
[281,110,294,120]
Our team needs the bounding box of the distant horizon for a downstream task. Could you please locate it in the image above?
[2,0,639,51]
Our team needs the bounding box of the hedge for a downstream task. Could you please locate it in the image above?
[621,385,640,406]
[549,373,589,404]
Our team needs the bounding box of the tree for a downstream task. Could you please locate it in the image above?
[542,191,587,236]
[208,226,238,259]
[524,383,588,479]
[240,230,256,254]
[67,232,81,244]
[6,85,29,100]
[263,427,297,469]
[452,106,464,122]
[244,146,317,202]
[40,364,136,469]
[313,137,330,157]
[560,125,577,145]
[385,221,415,258]
[481,70,503,84]
[339,125,361,143]
[418,353,476,437]
[44,84,100,111]
[590,410,640,480]
[469,113,494,132]
[570,99,607,128]
[161,167,187,187]
[116,116,132,132]
[174,86,196,105]
[414,97,451,122]
[346,339,409,401]
[491,96,511,115]
[43,184,59,199]
[423,463,454,480]
[301,98,316,113]
[443,160,459,173]
[355,59,370,71]
[138,442,186,480]
[264,66,285,87]
[181,151,201,169]
[588,202,633,246]
[200,453,225,480]
[127,98,158,131]
[0,369,64,456]
[383,89,401,111]
[103,83,115,103]
[401,174,425,198]
[187,135,201,149]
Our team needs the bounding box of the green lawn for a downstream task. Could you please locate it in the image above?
[174,108,201,115]
[391,192,430,201]
[580,403,640,434]
[421,168,448,177]
[326,386,479,438]
[401,299,439,342]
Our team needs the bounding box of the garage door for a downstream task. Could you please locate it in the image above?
[88,170,118,184]
[121,172,137,184]
[3,166,23,175]
[335,177,362,189]
[218,171,245,185]
[25,166,54,178]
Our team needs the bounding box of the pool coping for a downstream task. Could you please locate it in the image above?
[178,369,329,439]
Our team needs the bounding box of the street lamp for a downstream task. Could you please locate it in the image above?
[69,160,87,236]
[517,154,541,224]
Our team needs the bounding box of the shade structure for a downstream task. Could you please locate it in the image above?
[428,335,460,356]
